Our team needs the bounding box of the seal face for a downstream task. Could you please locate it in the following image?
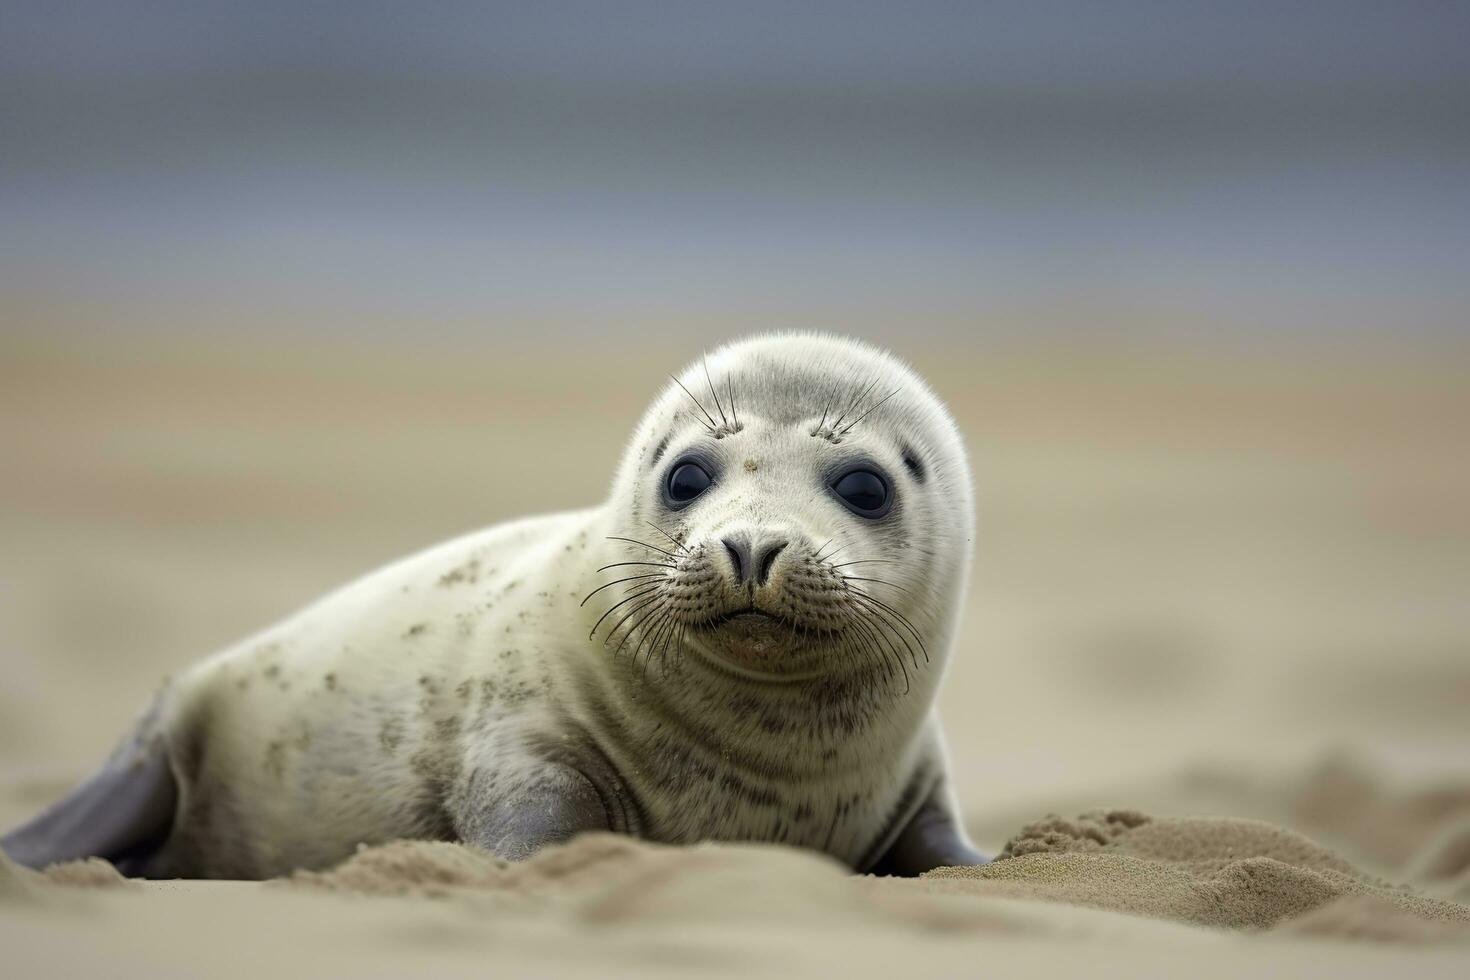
[2,333,985,879]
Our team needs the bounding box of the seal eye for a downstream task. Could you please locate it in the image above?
[831,469,891,518]
[666,461,713,505]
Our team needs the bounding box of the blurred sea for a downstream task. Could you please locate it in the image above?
[2,1,1466,349]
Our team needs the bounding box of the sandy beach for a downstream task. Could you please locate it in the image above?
[2,332,1468,975]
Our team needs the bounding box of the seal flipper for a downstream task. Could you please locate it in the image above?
[454,762,614,862]
[1,733,177,876]
[864,779,987,877]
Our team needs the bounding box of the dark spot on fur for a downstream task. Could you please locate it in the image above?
[455,679,472,702]
[323,672,337,691]
[263,664,281,680]
[437,558,481,588]
[379,716,404,753]
[649,432,672,468]
[901,445,926,482]
[404,622,429,638]
[433,715,462,742]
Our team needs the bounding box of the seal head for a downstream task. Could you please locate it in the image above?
[592,333,973,695]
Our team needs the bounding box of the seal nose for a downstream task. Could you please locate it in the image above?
[722,536,788,587]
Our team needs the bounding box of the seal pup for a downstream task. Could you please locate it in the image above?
[3,333,984,878]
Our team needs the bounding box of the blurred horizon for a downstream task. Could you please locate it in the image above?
[3,1,1468,351]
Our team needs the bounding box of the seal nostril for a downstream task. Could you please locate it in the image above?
[755,541,787,586]
[723,538,751,584]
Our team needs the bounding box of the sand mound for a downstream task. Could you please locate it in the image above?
[1,849,135,899]
[1170,752,1470,878]
[1404,815,1470,902]
[0,849,39,904]
[1279,894,1470,944]
[39,857,135,889]
[290,839,513,896]
[288,832,1040,934]
[926,811,1470,934]
[290,810,1469,940]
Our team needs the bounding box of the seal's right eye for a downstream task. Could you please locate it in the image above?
[666,461,713,505]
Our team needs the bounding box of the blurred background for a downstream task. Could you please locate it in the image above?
[2,2,1467,844]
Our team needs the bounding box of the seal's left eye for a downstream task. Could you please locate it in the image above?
[831,469,891,518]
[666,462,713,504]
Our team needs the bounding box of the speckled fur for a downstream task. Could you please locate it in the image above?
[133,333,976,878]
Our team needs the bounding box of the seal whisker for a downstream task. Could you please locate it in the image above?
[839,575,914,596]
[596,561,676,573]
[821,541,855,563]
[830,559,901,569]
[643,520,691,554]
[817,381,839,431]
[580,573,667,607]
[606,536,680,560]
[671,375,720,430]
[852,620,905,696]
[859,598,920,672]
[837,620,871,670]
[726,375,738,428]
[612,602,665,660]
[630,609,673,676]
[703,358,729,426]
[628,607,666,669]
[850,611,909,695]
[642,612,680,685]
[648,611,681,680]
[667,622,688,679]
[588,585,664,639]
[677,409,716,435]
[848,589,928,664]
[837,386,902,436]
[845,610,893,683]
[848,587,927,650]
[831,376,880,432]
[602,592,667,648]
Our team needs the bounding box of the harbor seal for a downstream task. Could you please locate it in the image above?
[2,333,984,878]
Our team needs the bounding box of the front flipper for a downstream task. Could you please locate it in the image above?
[453,762,613,862]
[865,781,987,877]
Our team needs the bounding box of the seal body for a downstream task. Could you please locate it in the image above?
[4,333,983,879]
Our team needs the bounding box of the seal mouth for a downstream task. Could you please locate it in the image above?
[698,607,791,632]
[687,605,831,680]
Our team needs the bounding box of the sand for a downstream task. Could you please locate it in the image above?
[929,811,1468,933]
[3,334,1469,976]
[3,803,1467,978]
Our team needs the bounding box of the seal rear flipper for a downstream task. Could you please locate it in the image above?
[1,734,177,876]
